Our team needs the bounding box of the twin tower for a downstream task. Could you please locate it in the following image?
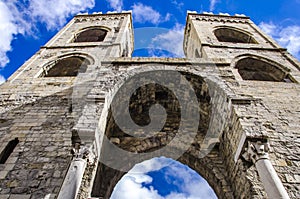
[0,11,299,199]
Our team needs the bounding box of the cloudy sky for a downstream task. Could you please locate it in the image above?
[0,0,299,198]
[111,157,217,199]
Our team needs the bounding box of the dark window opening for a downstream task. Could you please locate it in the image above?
[74,28,108,42]
[236,57,293,82]
[44,56,90,77]
[214,28,257,44]
[0,138,19,164]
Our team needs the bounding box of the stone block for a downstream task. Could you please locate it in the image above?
[0,171,8,180]
[9,195,31,199]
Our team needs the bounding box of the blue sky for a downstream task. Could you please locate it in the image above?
[0,0,300,198]
[111,157,217,199]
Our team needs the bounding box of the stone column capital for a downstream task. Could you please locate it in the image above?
[72,143,95,162]
[242,140,270,163]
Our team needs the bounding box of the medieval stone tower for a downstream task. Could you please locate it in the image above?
[0,11,299,199]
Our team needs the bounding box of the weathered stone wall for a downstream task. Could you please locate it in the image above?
[0,89,73,198]
[231,79,300,198]
[185,13,300,198]
[0,12,133,199]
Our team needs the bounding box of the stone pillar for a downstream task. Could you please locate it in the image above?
[243,141,290,199]
[57,144,92,199]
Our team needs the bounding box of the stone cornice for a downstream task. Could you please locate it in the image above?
[74,12,131,23]
[188,13,250,24]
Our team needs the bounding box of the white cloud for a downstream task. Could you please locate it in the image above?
[259,22,277,36]
[111,157,217,199]
[106,0,123,12]
[0,75,5,84]
[111,157,168,199]
[259,22,300,59]
[28,0,95,30]
[209,0,219,11]
[165,159,218,198]
[0,0,95,68]
[132,3,170,24]
[149,23,185,57]
[162,159,217,199]
[111,174,163,199]
[277,26,300,58]
[171,0,184,11]
[130,157,171,174]
[0,1,26,67]
[0,1,16,67]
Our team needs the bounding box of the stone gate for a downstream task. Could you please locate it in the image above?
[0,11,299,199]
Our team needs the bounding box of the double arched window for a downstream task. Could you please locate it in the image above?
[73,27,108,43]
[214,27,257,44]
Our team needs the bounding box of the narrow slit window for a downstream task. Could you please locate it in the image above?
[0,138,19,164]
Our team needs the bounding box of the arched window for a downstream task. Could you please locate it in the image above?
[214,27,257,44]
[236,57,292,82]
[44,56,90,77]
[73,28,108,42]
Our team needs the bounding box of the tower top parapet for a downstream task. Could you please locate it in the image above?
[75,10,132,18]
[186,11,250,23]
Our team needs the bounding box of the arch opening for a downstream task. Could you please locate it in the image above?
[214,28,257,44]
[102,71,210,154]
[110,157,218,199]
[43,56,90,77]
[90,70,232,198]
[73,28,108,42]
[235,57,293,82]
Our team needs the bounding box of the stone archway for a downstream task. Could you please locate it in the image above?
[89,67,236,199]
[72,62,271,199]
